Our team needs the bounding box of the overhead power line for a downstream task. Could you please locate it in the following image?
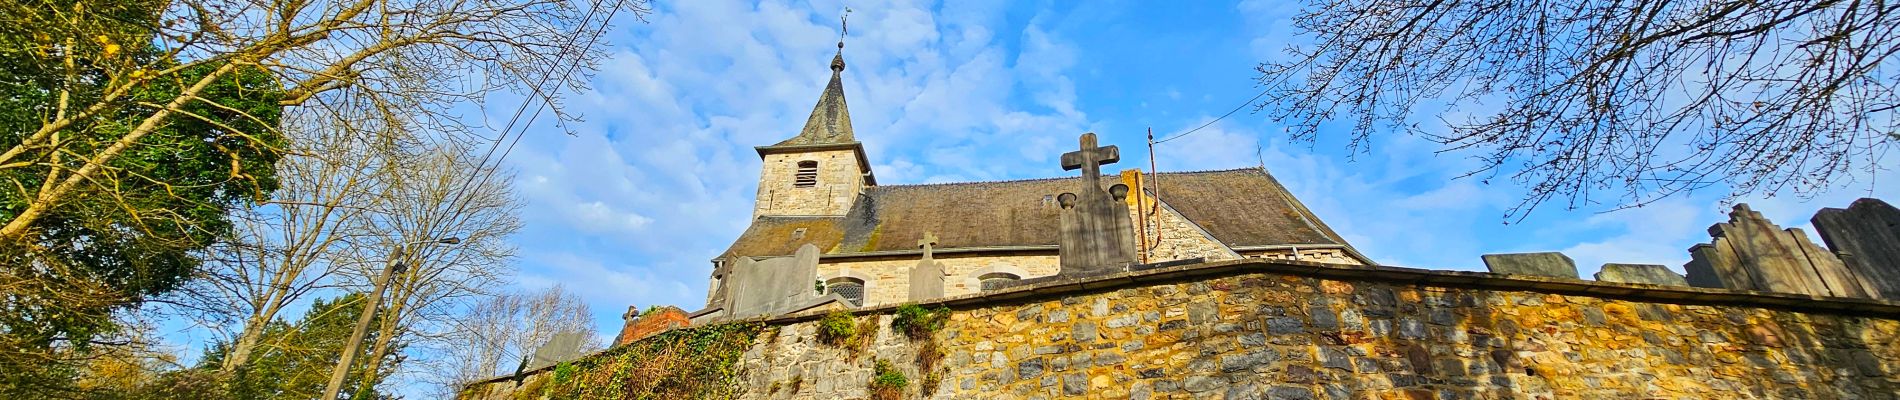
[442,0,625,221]
[1152,89,1269,144]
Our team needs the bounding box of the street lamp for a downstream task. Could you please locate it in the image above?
[321,237,460,400]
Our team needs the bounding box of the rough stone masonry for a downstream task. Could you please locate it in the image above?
[466,259,1900,400]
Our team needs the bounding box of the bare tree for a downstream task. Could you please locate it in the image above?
[4,0,648,390]
[1258,0,1899,218]
[1,0,651,238]
[337,138,524,396]
[425,285,598,394]
[187,108,392,376]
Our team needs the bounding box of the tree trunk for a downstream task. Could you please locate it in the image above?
[219,315,269,374]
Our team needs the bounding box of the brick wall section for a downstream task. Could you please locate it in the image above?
[755,149,865,217]
[613,306,690,346]
[468,263,1900,400]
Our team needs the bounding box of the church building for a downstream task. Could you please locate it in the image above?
[693,46,1372,322]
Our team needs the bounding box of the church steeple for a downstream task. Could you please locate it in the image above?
[771,21,855,147]
[772,52,855,147]
[750,13,876,218]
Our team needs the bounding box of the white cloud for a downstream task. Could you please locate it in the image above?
[498,1,1100,338]
[567,201,654,234]
[499,0,1900,345]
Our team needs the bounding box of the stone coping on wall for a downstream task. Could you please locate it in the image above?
[467,258,1900,386]
[755,258,1900,324]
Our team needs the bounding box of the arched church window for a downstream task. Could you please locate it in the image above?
[794,161,819,187]
[826,277,864,306]
[978,273,1020,291]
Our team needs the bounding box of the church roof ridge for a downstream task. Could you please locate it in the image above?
[867,167,1268,189]
[718,165,1358,261]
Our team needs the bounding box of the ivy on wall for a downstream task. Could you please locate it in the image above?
[532,322,763,399]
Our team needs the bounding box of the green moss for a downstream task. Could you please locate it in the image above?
[921,371,944,396]
[552,361,575,384]
[868,359,908,400]
[890,304,950,340]
[512,376,546,400]
[817,310,856,347]
[860,224,884,252]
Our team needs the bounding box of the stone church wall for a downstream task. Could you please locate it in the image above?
[813,203,1264,307]
[819,254,1061,307]
[1121,170,1247,265]
[463,260,1900,400]
[1132,200,1241,263]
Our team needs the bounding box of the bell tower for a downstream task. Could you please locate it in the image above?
[751,20,875,218]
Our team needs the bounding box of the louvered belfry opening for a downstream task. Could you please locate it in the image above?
[794,161,818,188]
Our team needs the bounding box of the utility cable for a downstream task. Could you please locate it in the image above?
[1152,89,1269,144]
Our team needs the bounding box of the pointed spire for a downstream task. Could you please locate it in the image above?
[770,10,855,147]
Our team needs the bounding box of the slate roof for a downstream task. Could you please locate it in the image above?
[718,168,1361,261]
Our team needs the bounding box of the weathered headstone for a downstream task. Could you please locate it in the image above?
[724,243,825,318]
[1594,263,1688,286]
[1481,252,1578,279]
[1812,198,1900,299]
[1682,204,1877,298]
[1055,133,1137,277]
[909,232,946,301]
[1684,242,1753,290]
[529,331,585,369]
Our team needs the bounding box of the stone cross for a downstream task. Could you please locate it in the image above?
[910,231,947,301]
[1055,132,1136,277]
[1061,133,1120,187]
[918,232,939,261]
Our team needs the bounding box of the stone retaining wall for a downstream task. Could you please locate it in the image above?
[463,260,1900,400]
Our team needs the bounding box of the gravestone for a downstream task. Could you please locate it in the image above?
[1481,252,1579,279]
[528,331,585,370]
[1684,242,1753,290]
[724,243,824,318]
[1683,204,1877,298]
[909,232,946,301]
[1812,198,1900,299]
[1055,133,1137,278]
[1594,263,1688,286]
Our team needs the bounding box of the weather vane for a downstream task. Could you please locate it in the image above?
[839,7,852,51]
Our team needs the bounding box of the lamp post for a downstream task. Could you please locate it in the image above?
[320,237,460,399]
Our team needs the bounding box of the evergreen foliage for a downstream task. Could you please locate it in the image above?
[198,293,402,399]
[0,0,285,394]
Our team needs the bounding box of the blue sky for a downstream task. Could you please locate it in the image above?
[499,0,1898,341]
